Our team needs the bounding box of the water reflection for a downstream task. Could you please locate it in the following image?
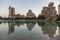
[38,22,57,38]
[7,21,58,37]
[26,21,36,31]
[15,21,25,27]
[8,22,15,35]
[0,21,2,24]
[8,21,25,35]
[8,21,36,34]
[1,20,60,40]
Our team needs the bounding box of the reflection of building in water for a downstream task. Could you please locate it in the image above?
[38,22,57,38]
[52,22,60,40]
[8,21,26,34]
[26,22,36,31]
[43,22,57,38]
[8,22,15,35]
[49,22,60,40]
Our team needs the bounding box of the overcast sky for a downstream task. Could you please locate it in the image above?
[0,0,60,17]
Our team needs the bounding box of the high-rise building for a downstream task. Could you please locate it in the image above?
[58,4,60,15]
[11,7,15,16]
[9,6,11,17]
[27,10,36,18]
[9,6,15,18]
[41,2,57,18]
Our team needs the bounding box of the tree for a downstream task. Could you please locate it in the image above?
[37,15,46,20]
[56,15,60,21]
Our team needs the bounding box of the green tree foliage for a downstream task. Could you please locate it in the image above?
[37,15,46,20]
[56,15,60,21]
[0,16,2,19]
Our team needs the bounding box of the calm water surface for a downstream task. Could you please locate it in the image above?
[0,21,60,40]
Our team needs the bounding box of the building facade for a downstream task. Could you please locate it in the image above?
[58,4,60,15]
[27,10,36,18]
[9,6,15,18]
[41,2,57,18]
